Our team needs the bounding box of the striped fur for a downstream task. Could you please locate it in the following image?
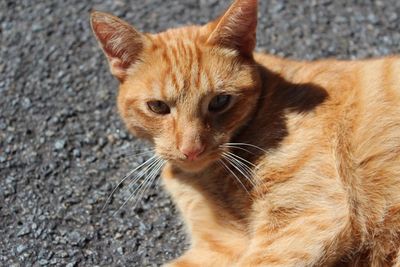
[91,0,400,266]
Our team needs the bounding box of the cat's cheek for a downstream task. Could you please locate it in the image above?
[214,111,249,136]
[212,132,230,148]
[126,126,151,140]
[121,112,159,141]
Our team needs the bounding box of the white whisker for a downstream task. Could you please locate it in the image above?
[225,151,257,168]
[219,158,251,196]
[224,142,267,153]
[219,144,257,155]
[130,159,165,211]
[122,156,161,195]
[112,157,163,217]
[222,153,257,189]
[123,149,155,158]
[101,154,158,213]
[223,153,253,177]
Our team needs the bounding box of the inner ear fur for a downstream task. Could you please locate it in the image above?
[90,11,146,81]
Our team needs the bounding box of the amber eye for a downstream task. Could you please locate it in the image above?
[208,94,232,113]
[147,101,170,115]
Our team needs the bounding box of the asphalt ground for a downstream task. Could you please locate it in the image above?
[1,0,400,266]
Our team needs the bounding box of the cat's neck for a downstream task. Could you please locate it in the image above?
[231,52,329,157]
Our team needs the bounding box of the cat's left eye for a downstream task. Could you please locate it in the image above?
[147,100,170,115]
[208,94,232,113]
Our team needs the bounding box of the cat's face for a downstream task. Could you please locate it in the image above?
[91,0,260,172]
[118,33,260,171]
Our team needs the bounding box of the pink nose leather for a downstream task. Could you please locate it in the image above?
[181,145,205,161]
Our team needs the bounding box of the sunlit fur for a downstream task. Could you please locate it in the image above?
[91,0,400,266]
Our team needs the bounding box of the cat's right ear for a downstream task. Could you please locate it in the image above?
[90,12,146,82]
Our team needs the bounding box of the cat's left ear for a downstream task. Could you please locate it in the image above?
[90,11,147,82]
[205,0,258,57]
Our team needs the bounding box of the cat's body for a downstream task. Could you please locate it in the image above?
[91,0,400,266]
[163,53,400,266]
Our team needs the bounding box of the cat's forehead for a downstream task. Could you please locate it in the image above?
[128,27,246,99]
[152,26,203,45]
[142,29,217,95]
[147,28,201,67]
[149,26,237,58]
[147,30,206,65]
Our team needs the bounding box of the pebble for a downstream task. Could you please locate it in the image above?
[54,139,66,150]
[16,245,27,254]
[72,148,81,157]
[56,250,68,258]
[38,259,48,265]
[16,226,31,237]
[117,246,124,255]
[68,231,84,246]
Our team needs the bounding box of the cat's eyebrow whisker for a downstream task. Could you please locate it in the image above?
[112,157,164,217]
[224,142,267,153]
[101,154,158,214]
[219,158,251,196]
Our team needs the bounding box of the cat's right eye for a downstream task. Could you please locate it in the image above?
[147,101,170,115]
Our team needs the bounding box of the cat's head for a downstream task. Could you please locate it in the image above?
[91,0,261,172]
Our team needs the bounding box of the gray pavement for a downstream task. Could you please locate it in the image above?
[1,0,400,266]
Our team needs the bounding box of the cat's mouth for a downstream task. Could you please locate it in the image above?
[167,150,221,172]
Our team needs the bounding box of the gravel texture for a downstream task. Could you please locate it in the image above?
[1,0,400,266]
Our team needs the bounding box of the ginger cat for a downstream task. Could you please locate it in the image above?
[90,0,400,266]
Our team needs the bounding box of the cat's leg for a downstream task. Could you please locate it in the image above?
[234,174,354,267]
[236,207,352,267]
[161,164,246,267]
[163,226,245,267]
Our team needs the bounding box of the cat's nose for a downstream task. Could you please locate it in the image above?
[181,145,205,161]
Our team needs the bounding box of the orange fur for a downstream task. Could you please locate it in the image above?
[91,0,400,266]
